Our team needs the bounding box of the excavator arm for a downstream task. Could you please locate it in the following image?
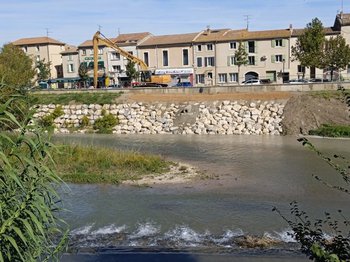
[93,31,149,88]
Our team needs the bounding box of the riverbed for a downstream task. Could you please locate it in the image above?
[55,134,350,261]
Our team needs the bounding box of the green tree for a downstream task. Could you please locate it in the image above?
[36,59,51,82]
[125,60,139,82]
[78,63,89,88]
[234,42,248,85]
[292,18,325,78]
[0,44,35,88]
[0,94,68,261]
[321,35,350,81]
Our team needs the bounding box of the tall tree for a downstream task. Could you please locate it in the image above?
[125,60,139,83]
[36,59,51,82]
[0,44,35,88]
[292,18,325,78]
[321,35,350,81]
[78,63,89,88]
[234,42,248,85]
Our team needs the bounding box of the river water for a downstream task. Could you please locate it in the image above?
[55,134,350,261]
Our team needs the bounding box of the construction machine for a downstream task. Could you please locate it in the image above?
[93,31,170,88]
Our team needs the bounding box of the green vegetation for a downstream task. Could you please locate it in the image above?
[0,96,67,261]
[274,138,350,262]
[234,41,249,85]
[36,59,51,82]
[309,124,350,137]
[38,106,64,131]
[29,92,122,105]
[125,60,139,82]
[52,144,171,184]
[309,90,350,100]
[93,109,118,134]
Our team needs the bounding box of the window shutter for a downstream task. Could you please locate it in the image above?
[204,58,207,67]
[67,64,70,72]
[271,55,276,63]
[282,39,286,47]
[271,40,276,48]
[282,55,286,61]
[254,41,257,53]
[227,56,231,66]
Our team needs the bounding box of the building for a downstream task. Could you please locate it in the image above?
[60,46,80,88]
[12,36,65,81]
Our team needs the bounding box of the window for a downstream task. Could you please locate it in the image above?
[110,52,120,60]
[275,39,283,47]
[297,65,306,73]
[82,49,86,56]
[197,45,202,52]
[275,55,283,62]
[89,49,93,55]
[207,44,213,51]
[347,64,350,74]
[229,73,238,82]
[68,64,74,73]
[36,45,40,52]
[183,49,189,66]
[128,51,134,56]
[68,55,73,61]
[98,48,103,55]
[144,52,149,66]
[248,56,255,65]
[248,41,256,53]
[230,42,237,49]
[228,56,236,66]
[196,74,205,84]
[218,73,227,83]
[207,72,213,79]
[197,57,203,67]
[36,55,40,62]
[22,46,27,53]
[112,65,121,72]
[162,50,168,66]
[204,57,215,67]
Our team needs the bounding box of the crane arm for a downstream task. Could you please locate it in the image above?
[93,31,148,87]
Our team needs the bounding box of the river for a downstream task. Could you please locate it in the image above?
[55,134,350,261]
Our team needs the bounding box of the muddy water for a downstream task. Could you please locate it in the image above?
[55,135,349,261]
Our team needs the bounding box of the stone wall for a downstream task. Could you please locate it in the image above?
[33,100,285,135]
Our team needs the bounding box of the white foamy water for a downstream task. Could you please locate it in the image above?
[212,228,245,244]
[164,225,205,246]
[264,229,296,243]
[91,224,127,235]
[71,224,95,235]
[129,222,161,239]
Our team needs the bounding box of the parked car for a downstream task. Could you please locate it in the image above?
[288,79,308,84]
[242,79,261,85]
[175,82,192,87]
[107,84,121,88]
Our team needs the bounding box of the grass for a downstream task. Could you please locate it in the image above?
[309,124,350,137]
[309,90,350,100]
[28,92,123,105]
[52,144,171,184]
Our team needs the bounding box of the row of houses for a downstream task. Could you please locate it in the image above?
[12,12,350,88]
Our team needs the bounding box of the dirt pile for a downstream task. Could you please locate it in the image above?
[281,94,349,135]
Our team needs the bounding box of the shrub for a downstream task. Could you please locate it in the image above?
[93,110,118,134]
[80,115,90,128]
[39,106,64,130]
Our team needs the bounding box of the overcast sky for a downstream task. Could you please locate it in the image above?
[1,0,348,47]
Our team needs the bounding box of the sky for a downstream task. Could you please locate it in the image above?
[0,0,349,47]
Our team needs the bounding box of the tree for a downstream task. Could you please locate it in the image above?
[234,42,248,85]
[36,59,51,82]
[321,35,350,81]
[0,44,35,88]
[125,60,139,83]
[292,18,325,78]
[78,63,89,88]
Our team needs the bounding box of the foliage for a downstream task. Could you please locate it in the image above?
[234,42,248,84]
[80,115,90,128]
[0,44,35,89]
[38,106,64,131]
[125,60,139,81]
[292,18,325,75]
[29,92,122,105]
[52,144,171,184]
[78,63,89,88]
[309,124,350,137]
[274,137,350,261]
[0,96,67,261]
[321,36,350,81]
[93,109,118,134]
[36,59,51,82]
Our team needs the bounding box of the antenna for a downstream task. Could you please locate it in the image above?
[341,0,344,13]
[98,24,102,31]
[45,28,52,37]
[118,27,120,35]
[244,15,251,30]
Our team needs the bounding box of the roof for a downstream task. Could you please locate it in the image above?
[291,27,340,37]
[12,36,65,46]
[219,29,291,42]
[193,28,232,42]
[138,32,199,47]
[60,45,78,55]
[114,32,151,43]
[335,13,350,26]
[78,37,118,48]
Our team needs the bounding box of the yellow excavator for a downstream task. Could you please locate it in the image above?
[93,31,170,88]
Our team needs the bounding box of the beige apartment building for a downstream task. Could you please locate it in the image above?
[138,32,199,86]
[61,46,80,88]
[12,36,65,81]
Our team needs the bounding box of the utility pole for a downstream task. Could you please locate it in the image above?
[244,15,251,30]
[98,24,102,31]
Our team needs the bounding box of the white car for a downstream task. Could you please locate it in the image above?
[242,79,261,85]
[288,79,308,84]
